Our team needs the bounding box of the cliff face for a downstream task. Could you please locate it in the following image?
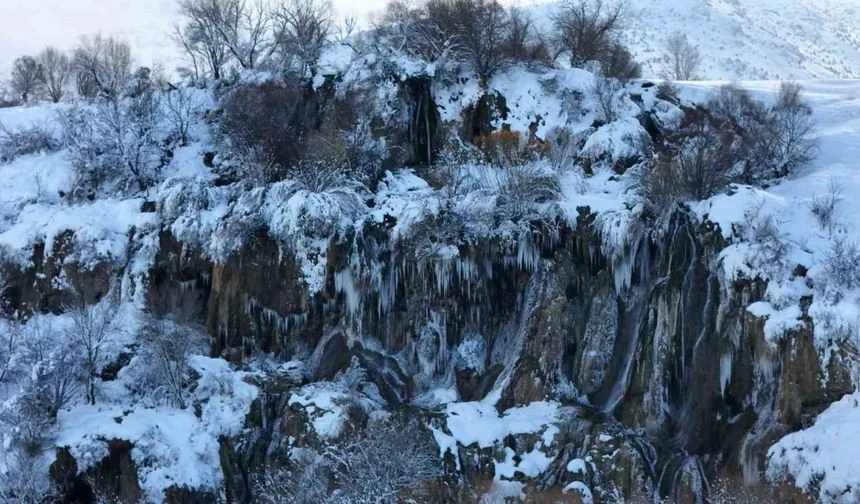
[143,196,852,501]
[1,69,855,503]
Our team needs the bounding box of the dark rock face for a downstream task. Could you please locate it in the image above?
[138,203,852,501]
[0,230,116,316]
[23,195,847,502]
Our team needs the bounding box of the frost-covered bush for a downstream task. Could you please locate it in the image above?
[138,309,205,409]
[640,121,732,210]
[746,211,791,273]
[0,452,59,503]
[821,237,860,298]
[253,448,329,504]
[492,162,561,221]
[810,179,842,235]
[640,84,816,212]
[0,318,83,451]
[60,86,167,198]
[0,121,61,163]
[255,417,442,503]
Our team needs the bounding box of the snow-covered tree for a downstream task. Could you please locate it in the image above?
[139,311,204,409]
[66,296,122,405]
[60,77,167,198]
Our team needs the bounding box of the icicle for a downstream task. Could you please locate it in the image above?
[720,352,733,397]
[334,268,361,318]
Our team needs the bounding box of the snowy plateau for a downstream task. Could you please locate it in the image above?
[0,1,860,503]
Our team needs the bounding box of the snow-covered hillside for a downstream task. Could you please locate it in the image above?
[528,0,860,80]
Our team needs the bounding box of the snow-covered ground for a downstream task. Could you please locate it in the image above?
[527,0,860,80]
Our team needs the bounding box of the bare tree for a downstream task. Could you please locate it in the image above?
[138,316,202,409]
[72,35,133,99]
[663,31,701,81]
[66,295,121,405]
[591,70,621,122]
[37,47,72,103]
[178,0,270,72]
[61,75,165,197]
[165,87,199,146]
[174,1,231,81]
[272,0,333,78]
[0,451,59,502]
[10,56,45,103]
[448,0,511,87]
[772,81,817,176]
[504,8,550,67]
[553,0,625,68]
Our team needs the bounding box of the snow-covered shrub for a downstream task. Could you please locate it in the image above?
[138,312,205,409]
[639,121,732,211]
[0,318,83,451]
[254,416,441,503]
[821,237,860,298]
[66,296,122,405]
[60,87,167,198]
[746,210,791,275]
[810,179,842,235]
[492,162,561,222]
[253,448,329,504]
[330,417,443,502]
[0,121,61,163]
[0,452,59,503]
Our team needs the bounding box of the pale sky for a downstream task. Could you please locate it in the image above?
[0,0,393,77]
[0,0,532,78]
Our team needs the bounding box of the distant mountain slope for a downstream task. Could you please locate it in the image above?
[528,0,860,80]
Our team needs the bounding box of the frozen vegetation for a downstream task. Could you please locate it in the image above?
[0,0,858,503]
